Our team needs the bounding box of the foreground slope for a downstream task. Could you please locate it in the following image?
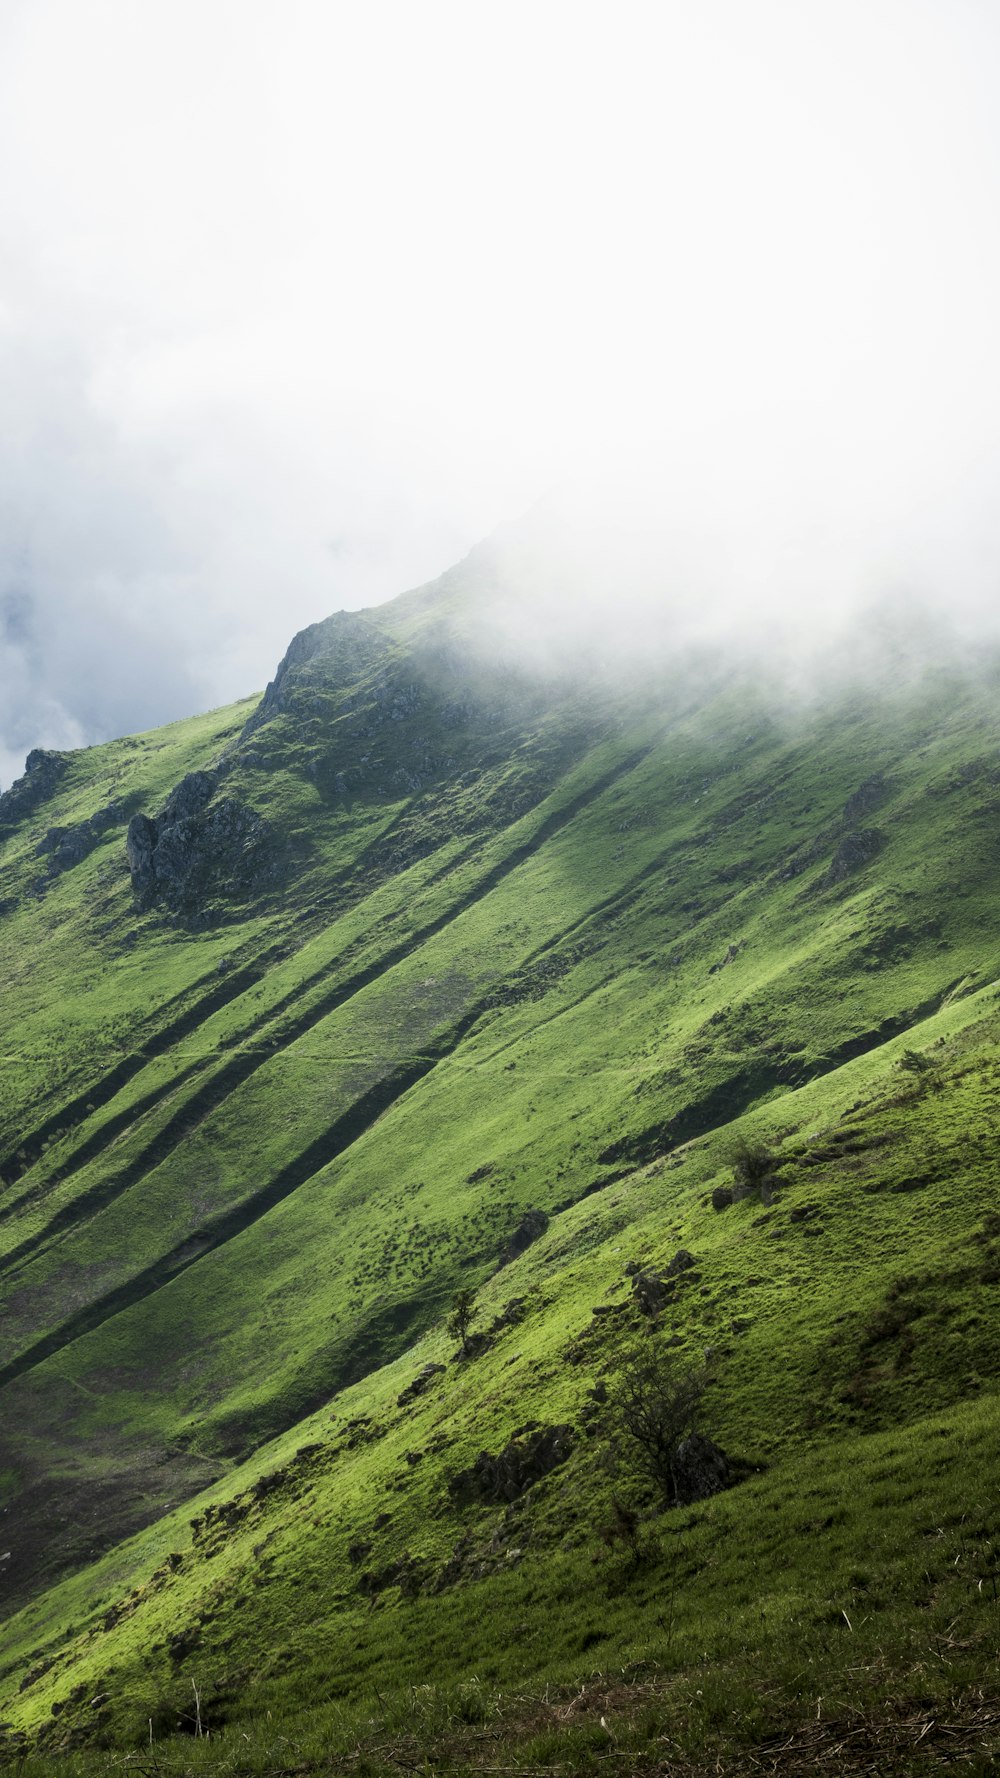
[1,537,1000,1768]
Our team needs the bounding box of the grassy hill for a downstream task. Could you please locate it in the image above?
[1,537,999,1773]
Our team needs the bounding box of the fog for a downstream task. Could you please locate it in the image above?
[2,0,1000,786]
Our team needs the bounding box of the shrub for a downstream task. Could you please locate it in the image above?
[727,1136,777,1203]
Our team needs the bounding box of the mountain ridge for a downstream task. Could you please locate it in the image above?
[1,539,999,1769]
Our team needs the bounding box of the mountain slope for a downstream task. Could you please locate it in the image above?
[1,537,1000,1768]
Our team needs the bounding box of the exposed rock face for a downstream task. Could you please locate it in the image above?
[711,1185,734,1212]
[631,1268,672,1317]
[488,1295,528,1334]
[0,750,69,829]
[241,611,392,740]
[126,771,276,919]
[667,1247,697,1277]
[843,774,889,823]
[669,1432,731,1505]
[501,1208,549,1264]
[35,804,123,878]
[827,828,882,885]
[708,939,745,975]
[396,1362,445,1407]
[449,1423,574,1505]
[357,1553,425,1598]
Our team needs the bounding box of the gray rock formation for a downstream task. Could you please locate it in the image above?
[126,770,276,919]
[630,1268,673,1317]
[449,1423,574,1505]
[0,750,69,830]
[35,804,123,878]
[827,827,882,885]
[842,774,889,823]
[669,1432,731,1505]
[667,1248,697,1276]
[500,1208,549,1264]
[241,611,392,740]
[396,1362,445,1407]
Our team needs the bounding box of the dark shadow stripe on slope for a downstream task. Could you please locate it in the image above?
[595,995,950,1172]
[0,963,267,1199]
[0,744,654,1283]
[0,1003,490,1392]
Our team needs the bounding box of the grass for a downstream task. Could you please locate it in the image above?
[1,560,1000,1768]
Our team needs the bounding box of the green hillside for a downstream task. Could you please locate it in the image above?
[1,539,999,1774]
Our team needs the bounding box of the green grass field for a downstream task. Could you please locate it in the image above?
[2,551,1000,1772]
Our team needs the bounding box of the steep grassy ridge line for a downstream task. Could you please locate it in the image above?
[0,654,989,1585]
[0,669,642,1229]
[3,544,1000,1765]
[0,698,990,1606]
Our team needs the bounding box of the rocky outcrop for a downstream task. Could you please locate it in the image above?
[630,1268,673,1317]
[667,1247,697,1277]
[241,611,392,740]
[126,771,277,920]
[708,939,745,975]
[0,750,69,830]
[629,1250,697,1316]
[669,1432,731,1505]
[500,1208,549,1264]
[35,804,123,878]
[357,1553,425,1598]
[826,828,882,885]
[449,1423,574,1505]
[842,774,889,823]
[396,1362,445,1407]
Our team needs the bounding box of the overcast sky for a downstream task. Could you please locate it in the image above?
[2,0,1000,787]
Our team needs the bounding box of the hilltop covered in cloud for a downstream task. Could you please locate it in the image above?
[1,0,999,784]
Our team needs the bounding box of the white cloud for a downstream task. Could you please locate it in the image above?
[1,0,1000,783]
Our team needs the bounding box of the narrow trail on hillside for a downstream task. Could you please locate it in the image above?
[0,743,655,1313]
[0,993,507,1390]
[0,720,613,1198]
[0,960,269,1202]
[0,963,960,1393]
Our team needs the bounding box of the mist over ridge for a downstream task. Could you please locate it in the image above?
[359,478,1000,727]
[4,0,1000,783]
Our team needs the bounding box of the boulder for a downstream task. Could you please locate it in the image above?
[449,1423,574,1505]
[667,1248,697,1277]
[670,1433,731,1505]
[708,940,745,975]
[396,1362,445,1406]
[711,1186,734,1212]
[631,1269,672,1316]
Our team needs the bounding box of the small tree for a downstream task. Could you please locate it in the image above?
[728,1135,777,1203]
[899,1047,941,1089]
[447,1287,479,1357]
[612,1342,708,1504]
